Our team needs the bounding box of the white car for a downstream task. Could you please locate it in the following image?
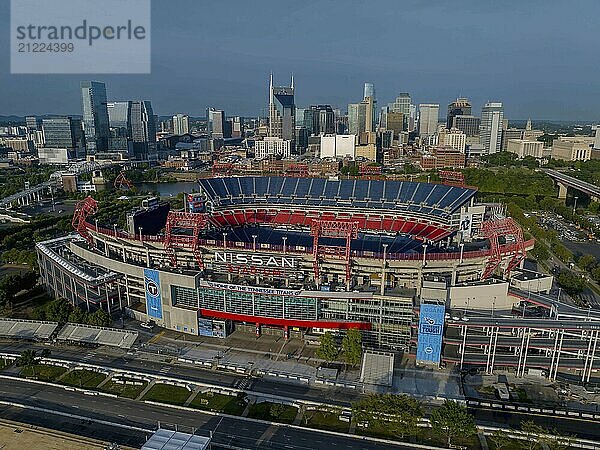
[140,321,154,330]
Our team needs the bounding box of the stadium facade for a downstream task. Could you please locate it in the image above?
[41,176,586,357]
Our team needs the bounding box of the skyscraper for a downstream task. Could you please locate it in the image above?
[363,82,377,130]
[418,104,439,137]
[269,74,295,149]
[348,102,367,136]
[107,101,131,136]
[130,101,156,158]
[303,105,335,136]
[447,98,472,129]
[389,93,411,116]
[207,108,226,138]
[42,117,85,150]
[81,81,110,154]
[363,82,375,100]
[480,102,504,155]
[452,115,480,137]
[172,114,190,135]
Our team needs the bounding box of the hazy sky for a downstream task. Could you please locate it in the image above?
[1,0,599,120]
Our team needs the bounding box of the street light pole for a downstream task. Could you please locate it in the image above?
[573,196,578,214]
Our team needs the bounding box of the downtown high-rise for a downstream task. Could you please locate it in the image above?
[480,102,504,155]
[268,74,296,149]
[81,81,110,154]
[418,104,439,137]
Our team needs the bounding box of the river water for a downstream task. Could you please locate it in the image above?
[136,182,201,197]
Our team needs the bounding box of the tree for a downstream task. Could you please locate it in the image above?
[520,420,572,450]
[315,331,338,362]
[342,328,362,367]
[86,309,111,327]
[429,400,477,447]
[556,270,586,297]
[352,394,423,438]
[269,402,287,419]
[68,307,87,324]
[16,349,38,377]
[45,298,73,323]
[489,429,517,449]
[577,254,596,272]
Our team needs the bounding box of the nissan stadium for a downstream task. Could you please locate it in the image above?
[37,176,536,352]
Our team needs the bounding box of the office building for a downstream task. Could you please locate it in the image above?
[107,101,131,136]
[595,127,600,150]
[207,108,226,138]
[501,128,524,151]
[389,93,411,116]
[230,117,244,139]
[551,137,594,162]
[363,82,375,100]
[420,146,466,170]
[452,115,480,138]
[130,101,156,158]
[507,139,544,159]
[385,111,405,135]
[440,128,466,153]
[173,114,190,135]
[42,117,85,151]
[348,102,367,136]
[255,137,291,159]
[25,116,38,131]
[418,104,439,137]
[269,74,295,148]
[447,98,472,129]
[480,102,504,155]
[303,105,335,136]
[319,134,356,159]
[363,82,377,131]
[80,81,110,154]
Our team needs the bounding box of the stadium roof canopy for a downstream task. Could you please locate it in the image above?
[142,429,211,450]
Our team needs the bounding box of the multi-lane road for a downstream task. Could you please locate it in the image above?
[2,339,600,447]
[0,377,414,450]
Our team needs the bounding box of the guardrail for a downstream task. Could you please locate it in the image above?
[467,399,600,421]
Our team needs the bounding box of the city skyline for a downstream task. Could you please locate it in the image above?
[1,0,600,120]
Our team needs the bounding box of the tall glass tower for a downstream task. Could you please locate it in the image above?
[269,74,296,149]
[81,81,110,154]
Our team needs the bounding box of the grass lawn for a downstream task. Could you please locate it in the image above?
[190,392,247,415]
[248,402,298,424]
[304,410,349,433]
[20,364,67,381]
[357,425,481,448]
[142,383,191,406]
[99,380,148,399]
[59,369,107,389]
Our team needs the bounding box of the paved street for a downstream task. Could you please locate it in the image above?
[0,377,415,450]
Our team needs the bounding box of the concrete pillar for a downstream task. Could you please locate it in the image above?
[557,182,567,200]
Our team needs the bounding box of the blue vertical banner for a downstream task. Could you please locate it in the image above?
[144,268,163,320]
[416,303,445,364]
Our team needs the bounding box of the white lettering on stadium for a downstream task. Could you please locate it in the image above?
[199,280,301,296]
[214,251,297,269]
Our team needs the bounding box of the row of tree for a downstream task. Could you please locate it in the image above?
[0,270,38,313]
[32,298,111,327]
[352,394,571,448]
[315,329,362,367]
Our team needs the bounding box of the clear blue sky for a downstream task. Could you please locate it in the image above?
[1,0,599,120]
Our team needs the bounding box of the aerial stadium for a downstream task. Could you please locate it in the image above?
[37,175,535,350]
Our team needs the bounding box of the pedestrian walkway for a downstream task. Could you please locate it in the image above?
[135,379,156,400]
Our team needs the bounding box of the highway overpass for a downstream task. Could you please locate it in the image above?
[543,168,600,201]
